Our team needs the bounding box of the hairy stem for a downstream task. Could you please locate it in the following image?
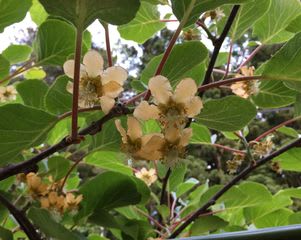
[103,23,113,67]
[0,193,41,240]
[71,29,83,140]
[169,137,301,238]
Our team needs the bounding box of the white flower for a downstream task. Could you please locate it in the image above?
[134,76,203,130]
[135,168,157,186]
[64,50,128,113]
[0,85,17,103]
[115,116,165,161]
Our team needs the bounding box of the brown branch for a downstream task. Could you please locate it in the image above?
[196,19,217,44]
[160,168,172,205]
[168,137,301,238]
[103,23,113,67]
[71,29,83,140]
[0,105,131,181]
[0,193,41,240]
[58,106,102,121]
[200,5,241,89]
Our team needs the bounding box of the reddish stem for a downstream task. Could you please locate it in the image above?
[212,143,245,155]
[223,40,233,79]
[253,116,301,142]
[104,23,113,67]
[160,19,178,22]
[237,44,263,71]
[71,29,83,140]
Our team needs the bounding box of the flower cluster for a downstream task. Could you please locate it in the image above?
[0,85,17,103]
[20,172,82,214]
[64,50,128,113]
[252,136,274,157]
[226,153,245,174]
[116,76,203,166]
[231,66,259,98]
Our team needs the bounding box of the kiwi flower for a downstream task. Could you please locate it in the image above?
[115,116,165,161]
[64,50,127,113]
[0,85,17,103]
[135,168,157,186]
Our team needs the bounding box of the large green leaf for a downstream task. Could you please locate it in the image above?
[0,104,58,166]
[262,32,301,87]
[2,45,32,64]
[38,0,140,29]
[78,172,149,219]
[196,96,257,131]
[190,216,228,236]
[34,20,76,66]
[220,0,271,40]
[45,75,72,115]
[286,15,301,33]
[0,55,10,80]
[253,0,301,44]
[0,226,12,240]
[28,207,83,240]
[171,0,252,27]
[0,0,32,33]
[190,122,211,144]
[30,0,48,26]
[274,148,301,172]
[169,165,187,192]
[47,156,70,181]
[16,79,48,109]
[118,2,165,44]
[252,80,296,108]
[254,208,293,228]
[141,41,207,87]
[84,151,132,175]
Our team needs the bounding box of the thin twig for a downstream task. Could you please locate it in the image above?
[211,143,245,155]
[160,168,172,205]
[71,29,83,140]
[168,137,301,238]
[201,5,241,89]
[237,44,264,71]
[0,193,41,240]
[103,23,113,67]
[134,207,166,231]
[196,19,217,44]
[223,40,233,79]
[58,106,102,121]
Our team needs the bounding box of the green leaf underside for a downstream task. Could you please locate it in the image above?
[171,0,252,27]
[274,148,301,172]
[141,41,207,87]
[0,104,57,166]
[196,96,257,131]
[2,45,32,64]
[253,0,301,44]
[262,32,301,85]
[0,0,32,33]
[16,79,49,109]
[118,2,165,44]
[0,55,10,79]
[38,0,140,29]
[190,123,211,144]
[28,207,83,240]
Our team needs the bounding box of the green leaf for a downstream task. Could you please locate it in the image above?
[0,55,10,79]
[171,0,252,27]
[252,80,296,108]
[176,178,199,197]
[0,104,58,166]
[0,226,13,240]
[84,151,132,175]
[24,67,46,79]
[295,94,301,117]
[118,2,165,44]
[47,156,70,181]
[2,45,32,64]
[276,126,299,138]
[215,52,228,67]
[274,148,301,172]
[289,212,301,224]
[141,41,207,87]
[30,0,48,26]
[286,15,301,33]
[28,207,83,240]
[221,0,271,40]
[39,0,140,29]
[16,79,48,109]
[196,96,257,131]
[190,122,211,144]
[169,164,187,192]
[78,172,147,219]
[190,216,228,235]
[34,19,76,66]
[254,208,293,228]
[0,0,32,33]
[253,0,301,44]
[45,75,72,115]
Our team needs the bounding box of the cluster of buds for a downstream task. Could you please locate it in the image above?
[231,66,259,99]
[64,50,128,113]
[116,76,203,166]
[226,153,245,174]
[0,85,17,103]
[19,172,82,214]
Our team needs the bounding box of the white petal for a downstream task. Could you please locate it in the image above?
[99,96,115,114]
[179,128,193,146]
[173,78,197,104]
[83,50,104,77]
[66,81,74,94]
[185,96,203,117]
[148,75,172,104]
[101,66,128,85]
[63,60,86,79]
[115,119,127,143]
[127,116,142,141]
[164,126,181,144]
[133,101,160,121]
[102,81,123,98]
